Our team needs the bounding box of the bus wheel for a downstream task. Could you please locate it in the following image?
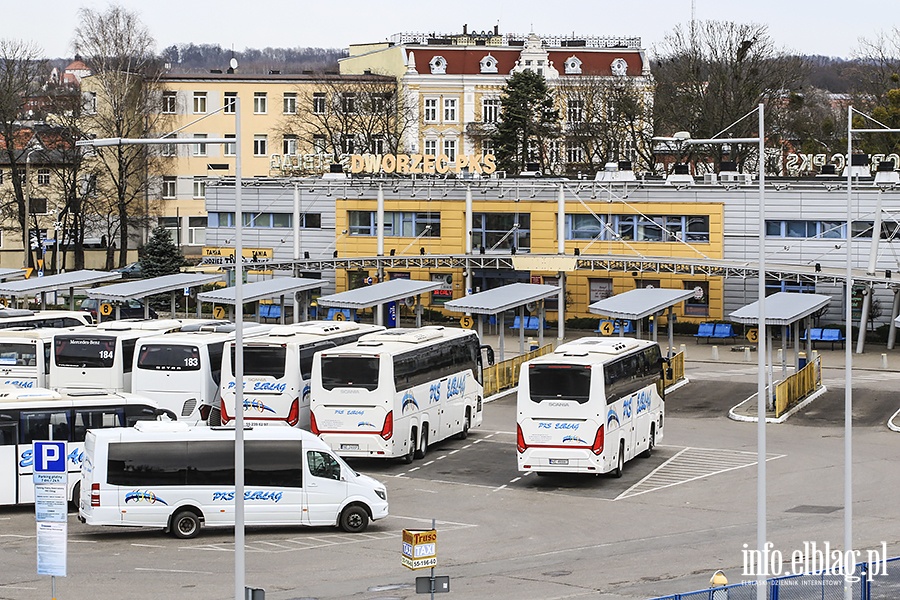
[613,441,625,478]
[70,482,81,511]
[456,412,470,440]
[414,430,428,460]
[402,431,416,464]
[171,509,201,539]
[642,426,655,458]
[339,505,369,533]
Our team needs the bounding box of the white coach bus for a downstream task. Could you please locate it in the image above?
[215,321,384,428]
[79,421,389,538]
[516,337,666,476]
[51,320,186,393]
[131,323,272,422]
[310,326,485,463]
[0,327,81,389]
[0,308,94,330]
[0,386,170,506]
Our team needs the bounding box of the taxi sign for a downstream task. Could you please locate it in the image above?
[459,315,474,329]
[598,320,614,336]
[401,528,437,570]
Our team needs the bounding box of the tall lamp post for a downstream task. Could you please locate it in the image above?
[676,104,767,600]
[76,98,250,600]
[843,107,900,600]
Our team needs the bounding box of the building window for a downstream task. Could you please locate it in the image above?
[424,139,437,157]
[566,214,607,240]
[37,169,51,186]
[443,97,457,122]
[193,92,207,114]
[162,176,177,199]
[159,143,176,157]
[482,97,500,124]
[348,212,440,237]
[253,134,268,156]
[241,212,297,228]
[313,134,327,154]
[283,92,297,114]
[253,92,267,114]
[188,216,206,245]
[683,281,709,317]
[341,93,356,114]
[83,91,97,114]
[224,134,236,157]
[589,278,613,302]
[283,134,298,155]
[443,138,457,163]
[370,135,385,155]
[209,212,234,228]
[224,92,237,114]
[482,139,495,157]
[472,213,530,253]
[371,92,391,114]
[612,215,710,242]
[566,144,584,164]
[424,98,438,123]
[313,92,326,115]
[341,135,355,154]
[29,198,48,214]
[158,216,180,245]
[193,134,207,156]
[193,177,207,199]
[162,91,176,114]
[299,213,321,229]
[765,220,845,239]
[568,99,584,123]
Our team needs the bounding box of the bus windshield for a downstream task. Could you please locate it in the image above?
[528,364,592,404]
[0,343,37,367]
[236,346,286,378]
[137,344,201,371]
[54,336,116,368]
[320,356,379,391]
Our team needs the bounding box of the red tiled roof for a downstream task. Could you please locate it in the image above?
[407,46,644,76]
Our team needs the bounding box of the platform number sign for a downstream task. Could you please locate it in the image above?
[747,328,759,343]
[99,303,113,317]
[213,306,226,319]
[459,315,474,329]
[599,320,614,336]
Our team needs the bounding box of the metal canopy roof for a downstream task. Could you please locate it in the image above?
[315,279,441,309]
[0,268,24,282]
[0,270,121,296]
[197,277,326,306]
[729,292,831,326]
[86,273,225,301]
[588,288,697,320]
[443,283,560,315]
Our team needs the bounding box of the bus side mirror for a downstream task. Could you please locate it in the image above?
[481,345,495,366]
[666,367,673,380]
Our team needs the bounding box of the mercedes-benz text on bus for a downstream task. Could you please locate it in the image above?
[216,321,384,428]
[0,386,170,506]
[310,326,485,463]
[79,421,389,539]
[516,337,665,476]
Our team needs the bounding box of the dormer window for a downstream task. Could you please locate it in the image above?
[429,55,447,74]
[611,58,628,76]
[565,56,583,74]
[479,54,498,74]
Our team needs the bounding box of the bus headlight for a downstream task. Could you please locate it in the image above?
[375,489,387,501]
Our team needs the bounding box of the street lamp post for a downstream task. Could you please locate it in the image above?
[680,104,767,600]
[75,100,250,600]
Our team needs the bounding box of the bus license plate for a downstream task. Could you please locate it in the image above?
[341,444,359,450]
[549,458,569,465]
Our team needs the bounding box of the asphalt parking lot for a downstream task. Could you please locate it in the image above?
[2,360,899,600]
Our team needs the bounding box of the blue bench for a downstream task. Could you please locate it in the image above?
[694,322,717,343]
[695,322,737,343]
[509,316,544,331]
[258,303,281,321]
[801,328,823,342]
[820,328,845,349]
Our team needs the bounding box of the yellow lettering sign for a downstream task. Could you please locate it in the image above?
[349,154,496,176]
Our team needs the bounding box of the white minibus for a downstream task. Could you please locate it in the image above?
[0,327,80,389]
[0,386,170,506]
[131,323,272,422]
[79,421,389,538]
[0,307,94,329]
[516,337,666,476]
[215,321,384,428]
[310,326,485,463]
[51,319,188,393]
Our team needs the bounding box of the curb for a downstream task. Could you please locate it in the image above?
[728,386,828,424]
[888,407,900,433]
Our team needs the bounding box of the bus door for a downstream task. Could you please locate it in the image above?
[303,449,347,526]
[0,421,17,504]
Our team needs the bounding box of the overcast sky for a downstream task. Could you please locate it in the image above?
[6,0,885,61]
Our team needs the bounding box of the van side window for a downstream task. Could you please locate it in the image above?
[307,450,340,480]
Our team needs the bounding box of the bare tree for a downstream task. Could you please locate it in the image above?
[74,5,165,268]
[652,21,805,174]
[0,39,47,268]
[849,29,900,156]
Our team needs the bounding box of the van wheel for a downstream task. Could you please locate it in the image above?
[339,505,369,533]
[70,482,81,511]
[171,510,201,539]
[207,407,222,427]
[642,426,655,458]
[402,430,416,464]
[456,412,470,440]
[414,429,428,460]
[613,441,625,478]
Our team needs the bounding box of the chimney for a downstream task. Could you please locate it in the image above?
[463,24,467,35]
[494,25,499,35]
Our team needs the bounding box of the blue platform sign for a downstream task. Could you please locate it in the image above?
[386,301,397,327]
[33,441,67,485]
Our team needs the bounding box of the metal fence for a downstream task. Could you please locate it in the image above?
[651,556,899,599]
[664,350,686,387]
[774,355,823,417]
[482,344,553,397]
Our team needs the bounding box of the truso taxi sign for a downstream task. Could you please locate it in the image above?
[401,529,437,570]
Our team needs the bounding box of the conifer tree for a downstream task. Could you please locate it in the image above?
[140,226,185,279]
[491,70,560,175]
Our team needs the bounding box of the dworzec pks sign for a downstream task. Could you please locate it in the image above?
[401,528,437,570]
